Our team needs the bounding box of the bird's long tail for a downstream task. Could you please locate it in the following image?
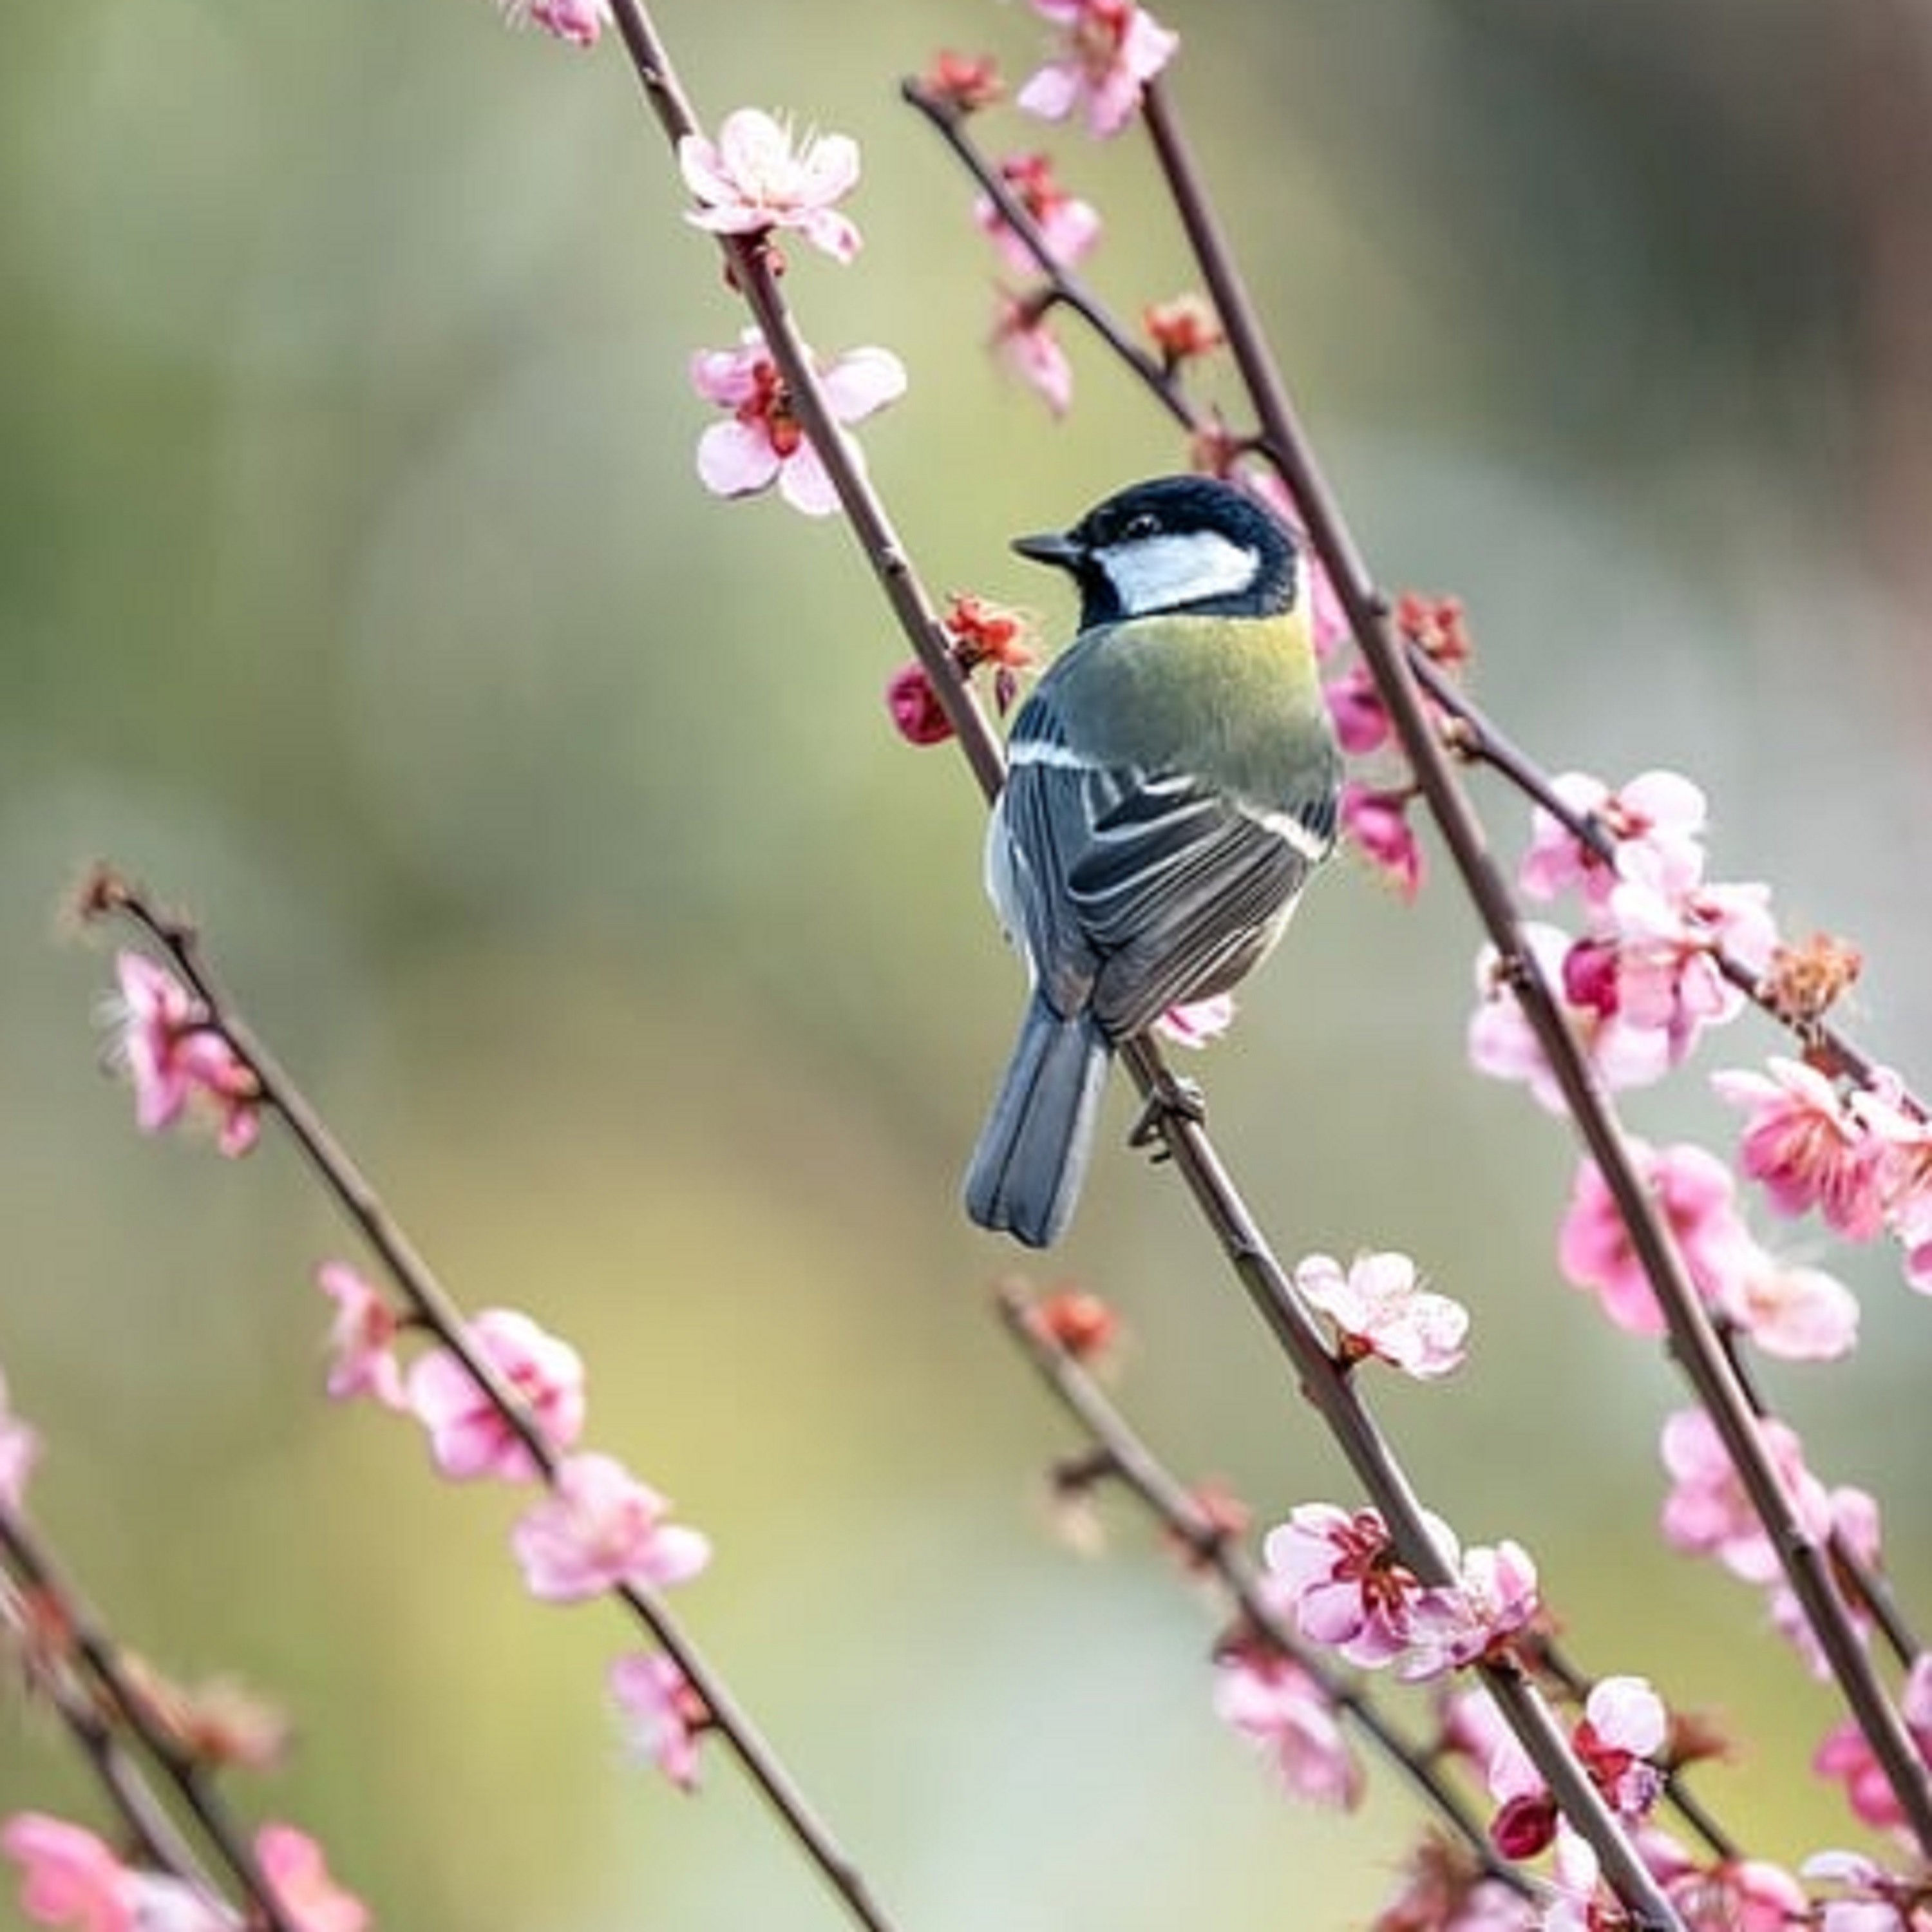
[963,995,1111,1249]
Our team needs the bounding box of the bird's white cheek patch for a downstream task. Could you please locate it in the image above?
[1096,530,1260,614]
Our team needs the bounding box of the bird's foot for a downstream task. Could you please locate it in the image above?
[1128,1072,1207,1162]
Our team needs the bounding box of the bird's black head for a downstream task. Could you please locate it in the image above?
[1011,475,1299,629]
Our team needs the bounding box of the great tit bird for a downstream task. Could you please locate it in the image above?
[964,474,1341,1248]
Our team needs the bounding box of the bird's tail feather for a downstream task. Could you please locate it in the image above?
[964,997,1111,1249]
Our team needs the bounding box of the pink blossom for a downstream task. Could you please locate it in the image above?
[1713,1057,1889,1240]
[1662,1857,1809,1932]
[1372,1839,1537,1932]
[1519,770,1708,910]
[1261,1503,1457,1669]
[677,109,862,263]
[1814,1656,1932,1835]
[611,1652,709,1790]
[1555,1142,1754,1337]
[1017,0,1179,137]
[315,1263,405,1409]
[1401,1540,1540,1681]
[102,952,261,1157]
[1323,663,1390,755]
[1152,992,1234,1049]
[404,1308,585,1482]
[1211,1648,1362,1807]
[1658,1408,1831,1584]
[990,290,1073,415]
[513,1452,712,1603]
[690,330,905,518]
[1468,925,1670,1111]
[254,1826,368,1932]
[0,1367,39,1511]
[1803,1852,1932,1932]
[973,152,1101,273]
[1341,783,1423,900]
[1,1815,133,1932]
[496,0,611,46]
[1295,1250,1468,1380]
[1485,1678,1665,1866]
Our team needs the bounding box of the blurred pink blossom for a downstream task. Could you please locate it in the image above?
[1016,0,1179,137]
[513,1453,712,1602]
[611,1652,709,1790]
[405,1308,585,1482]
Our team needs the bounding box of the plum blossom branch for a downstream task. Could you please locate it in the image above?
[80,868,905,1932]
[1126,73,1932,1856]
[0,1501,306,1932]
[994,1280,1528,1897]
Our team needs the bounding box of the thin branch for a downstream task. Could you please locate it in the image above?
[104,882,907,1932]
[0,1504,294,1932]
[994,1282,1531,1897]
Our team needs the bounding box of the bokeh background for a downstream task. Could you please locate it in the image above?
[7,1,1932,1926]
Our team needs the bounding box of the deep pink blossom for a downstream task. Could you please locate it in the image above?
[1341,783,1423,900]
[1323,663,1390,755]
[690,330,905,518]
[990,290,1073,415]
[1016,0,1179,137]
[678,109,862,263]
[611,1653,709,1790]
[1295,1251,1468,1380]
[885,663,954,746]
[102,952,261,1157]
[404,1308,585,1482]
[1556,1142,1754,1337]
[1486,1678,1665,1866]
[315,1263,405,1409]
[0,1367,39,1511]
[1262,1503,1457,1669]
[513,1453,712,1602]
[1714,1057,1889,1240]
[1212,1649,1362,1807]
[1658,1408,1831,1584]
[1519,770,1708,911]
[973,151,1101,273]
[1152,992,1234,1049]
[255,1826,368,1932]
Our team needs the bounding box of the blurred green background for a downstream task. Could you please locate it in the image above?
[6,1,1932,1926]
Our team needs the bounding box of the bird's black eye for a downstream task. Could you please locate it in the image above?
[1122,511,1161,542]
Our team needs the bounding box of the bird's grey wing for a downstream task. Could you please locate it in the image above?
[1070,772,1334,1038]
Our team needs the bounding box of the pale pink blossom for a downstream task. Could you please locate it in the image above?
[678,109,862,263]
[1485,1677,1665,1864]
[1295,1251,1468,1380]
[1555,1142,1754,1337]
[1341,783,1423,900]
[611,1653,708,1790]
[690,330,905,518]
[1519,770,1709,910]
[254,1826,368,1932]
[1714,1057,1889,1240]
[1716,1252,1859,1362]
[1017,0,1179,137]
[1399,1540,1539,1680]
[972,151,1101,273]
[1211,1649,1361,1807]
[315,1263,405,1409]
[1152,993,1233,1049]
[1814,1656,1932,1835]
[1468,925,1670,1111]
[101,952,261,1157]
[513,1453,711,1603]
[0,1367,39,1511]
[496,0,611,46]
[990,290,1073,415]
[1804,1852,1932,1932]
[404,1308,585,1483]
[1658,1408,1831,1584]
[1261,1503,1457,1669]
[1661,1854,1809,1932]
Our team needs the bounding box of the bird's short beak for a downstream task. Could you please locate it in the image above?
[1010,529,1086,572]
